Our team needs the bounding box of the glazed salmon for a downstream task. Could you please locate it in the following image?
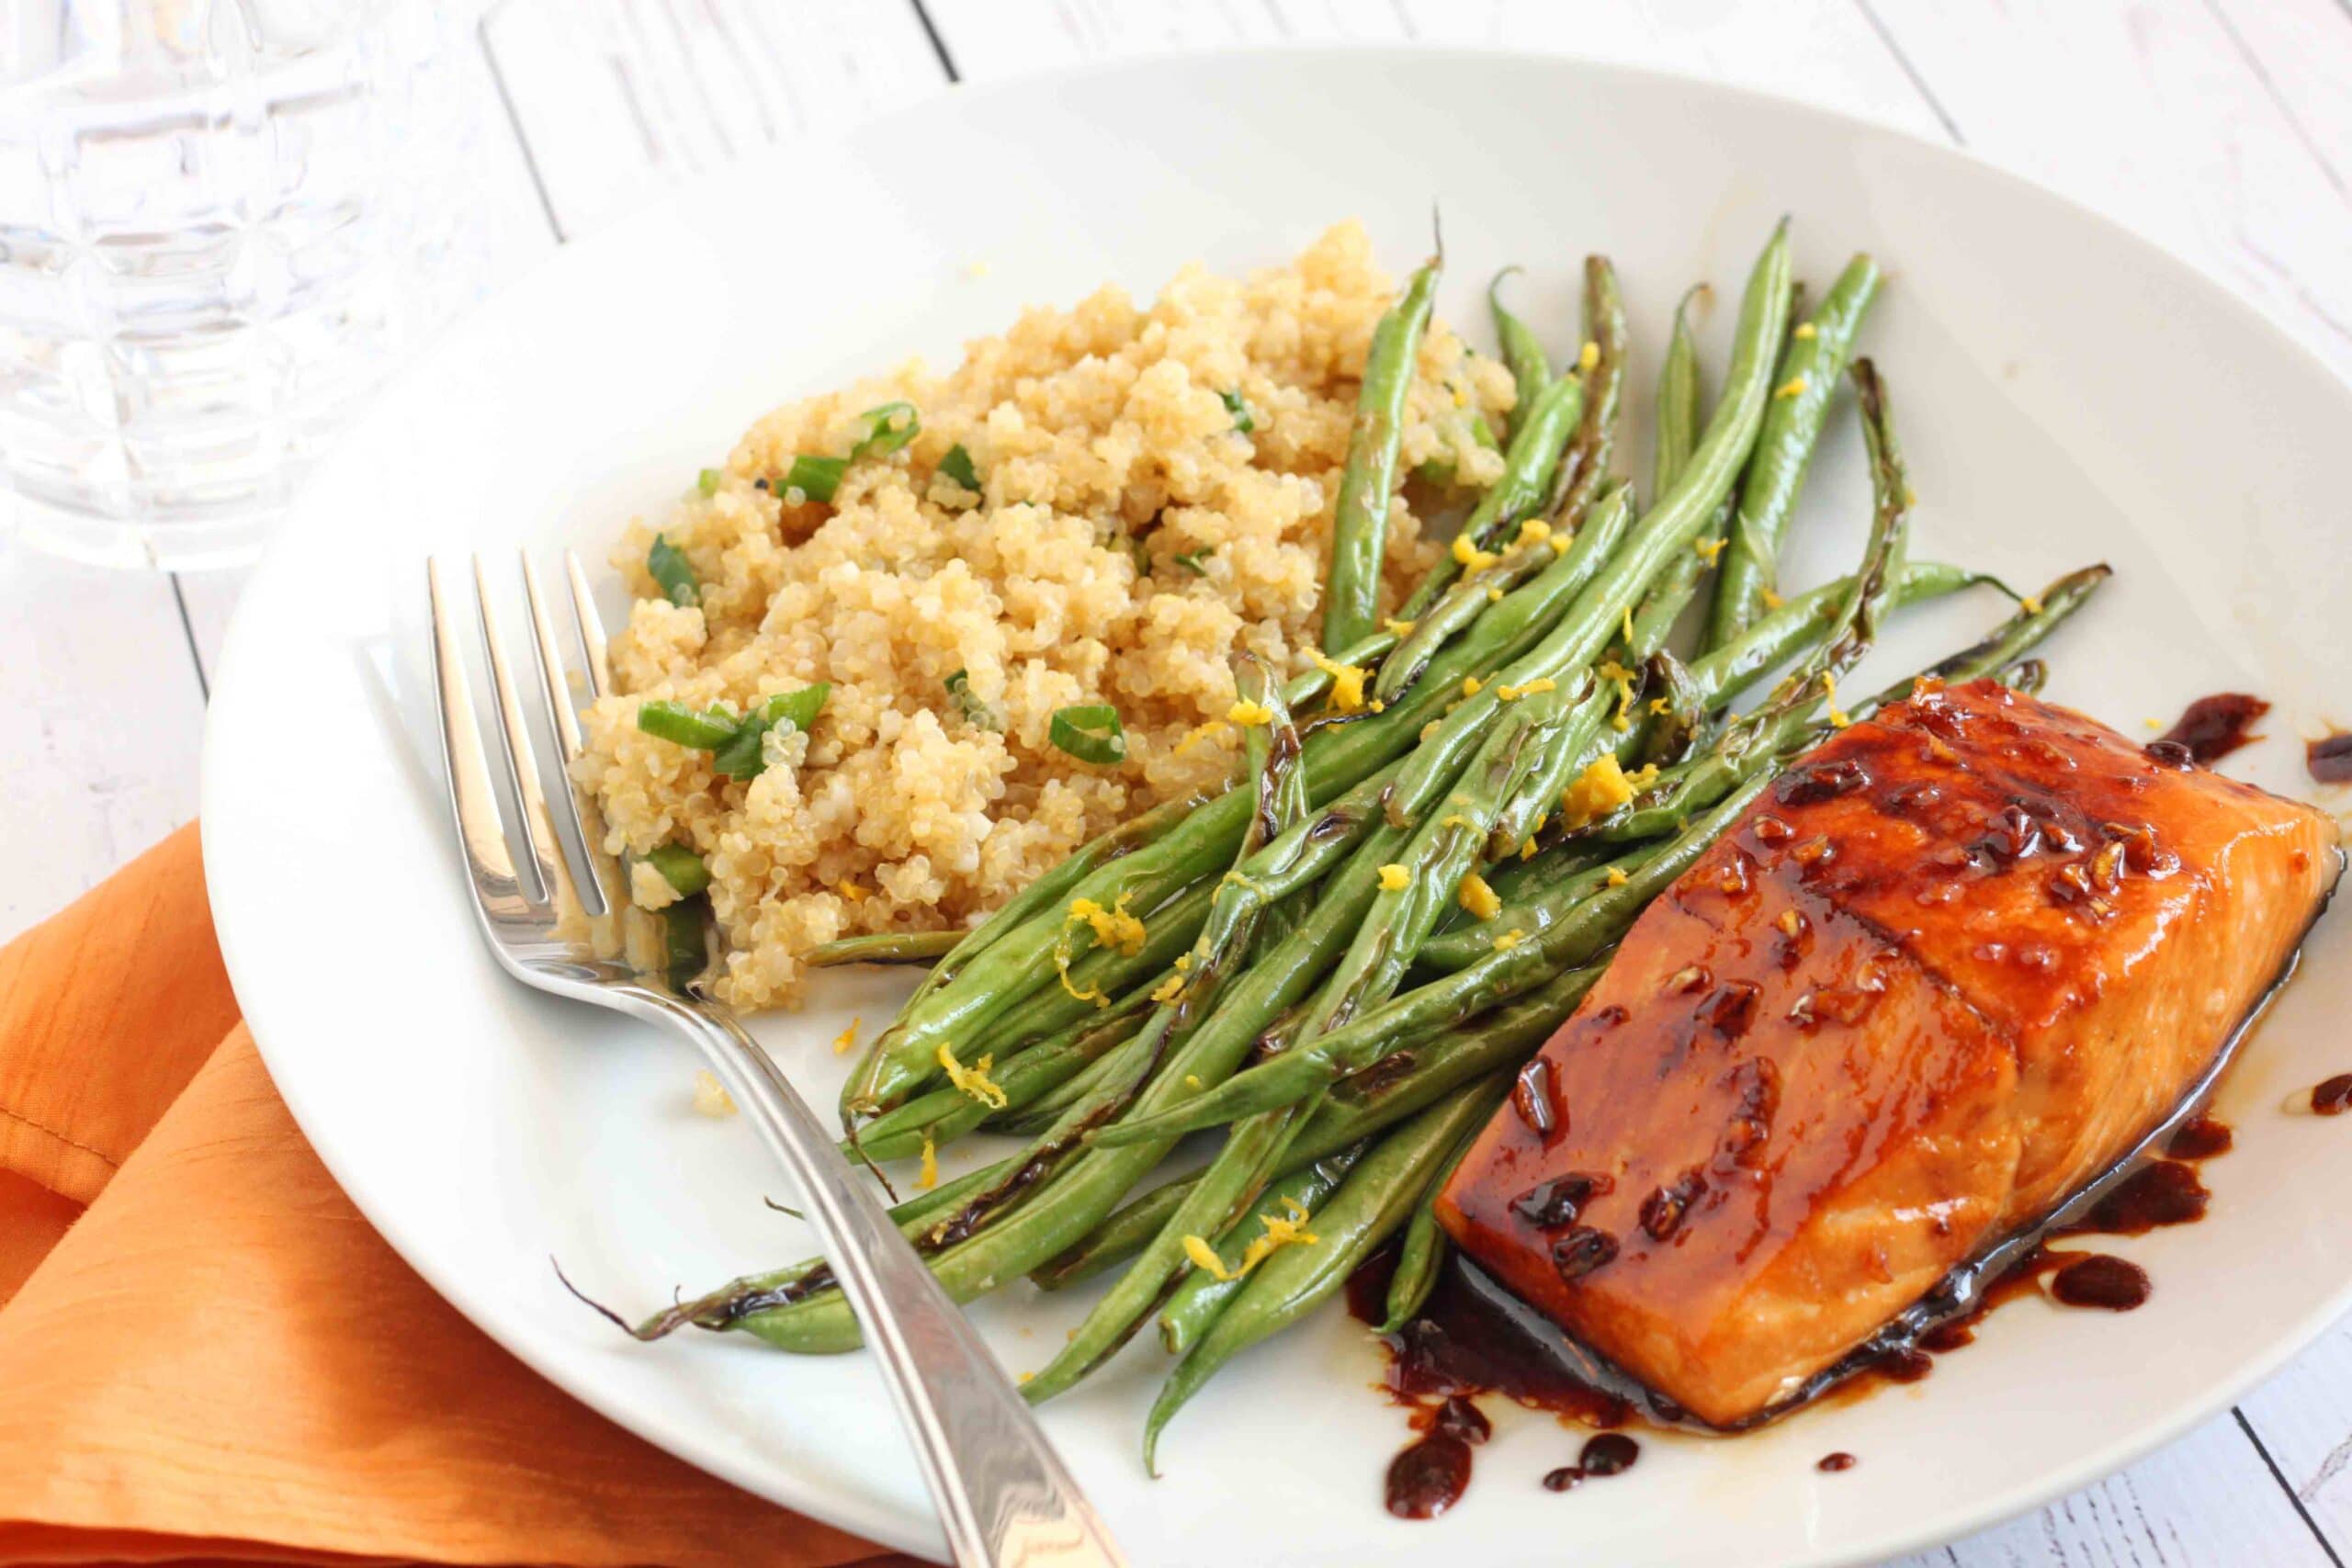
[1436,678,2340,1427]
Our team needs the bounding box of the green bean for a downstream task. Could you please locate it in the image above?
[1143,1076,1507,1472]
[1417,840,1661,972]
[1705,254,1883,649]
[1019,682,1566,1402]
[803,929,960,968]
[1155,1145,1366,1356]
[1381,482,1628,705]
[1396,372,1585,621]
[1325,254,1442,653]
[1651,284,1707,500]
[1540,256,1628,526]
[1029,961,1604,1291]
[1129,771,1776,1137]
[848,994,1156,1163]
[626,1153,1020,1338]
[953,874,1216,1060]
[897,791,1198,1014]
[1487,268,1553,441]
[1378,1118,1482,1333]
[1679,558,2003,716]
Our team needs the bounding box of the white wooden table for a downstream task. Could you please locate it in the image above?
[10,3,2349,1562]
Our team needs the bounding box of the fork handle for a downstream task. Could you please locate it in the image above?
[660,1000,1126,1568]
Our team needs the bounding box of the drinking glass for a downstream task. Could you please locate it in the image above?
[0,0,491,570]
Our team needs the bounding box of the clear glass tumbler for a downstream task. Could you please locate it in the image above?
[0,0,490,570]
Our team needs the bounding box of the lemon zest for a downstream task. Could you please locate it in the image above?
[1461,676,1483,697]
[1306,647,1370,713]
[1577,340,1600,373]
[917,1129,939,1190]
[1184,1199,1320,1283]
[1761,588,1785,610]
[1623,606,1636,645]
[1521,837,1540,861]
[1068,891,1147,957]
[1442,814,1474,829]
[1383,617,1418,637]
[1227,698,1274,727]
[1451,534,1498,571]
[1495,676,1557,703]
[1492,929,1526,953]
[1597,658,1640,732]
[1377,863,1410,891]
[1054,939,1108,1007]
[2020,594,2044,615]
[1824,671,1852,729]
[1774,375,1808,400]
[1606,866,1630,887]
[1174,718,1229,755]
[1487,586,1504,603]
[1649,696,1673,716]
[1150,971,1186,1003]
[1561,754,1639,829]
[1458,872,1502,921]
[1548,534,1572,557]
[1793,321,1818,340]
[937,1042,1010,1109]
[1516,518,1553,549]
[836,879,868,902]
[1694,536,1728,566]
[832,1017,861,1056]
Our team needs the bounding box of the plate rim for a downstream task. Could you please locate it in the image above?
[200,41,2352,1566]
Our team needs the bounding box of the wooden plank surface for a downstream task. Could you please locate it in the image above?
[14,3,2352,1562]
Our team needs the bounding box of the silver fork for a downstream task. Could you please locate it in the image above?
[425,554,1125,1568]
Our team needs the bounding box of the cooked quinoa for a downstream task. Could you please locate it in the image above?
[575,221,1515,1009]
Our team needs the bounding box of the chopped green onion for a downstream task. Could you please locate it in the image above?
[637,701,740,750]
[646,533,700,608]
[1173,547,1214,577]
[646,842,711,896]
[1047,703,1127,765]
[663,896,710,991]
[695,468,722,498]
[783,455,847,504]
[852,401,920,460]
[938,443,981,491]
[1219,389,1256,434]
[944,668,1002,731]
[711,683,831,780]
[752,683,830,735]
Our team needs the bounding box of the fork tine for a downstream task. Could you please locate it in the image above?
[565,548,614,702]
[522,551,615,919]
[427,559,525,903]
[471,555,572,910]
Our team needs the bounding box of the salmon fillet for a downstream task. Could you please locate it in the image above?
[1436,678,2340,1427]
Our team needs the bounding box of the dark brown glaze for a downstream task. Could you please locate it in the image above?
[1818,1452,1859,1473]
[2308,732,2352,785]
[1434,678,2339,1428]
[2157,693,2270,764]
[2312,1074,2352,1116]
[2049,1253,2151,1310]
[2165,1115,2233,1160]
[1385,1432,1474,1519]
[2057,1159,2208,1235]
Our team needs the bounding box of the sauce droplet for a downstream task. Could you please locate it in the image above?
[1817,1451,1859,1473]
[2063,1160,2207,1235]
[1578,1432,1639,1476]
[1385,1433,1472,1519]
[2312,1074,2352,1116]
[2049,1253,2151,1311]
[2155,693,2269,764]
[2165,1115,2233,1160]
[2307,732,2352,785]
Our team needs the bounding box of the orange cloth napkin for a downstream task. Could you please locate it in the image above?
[0,825,917,1567]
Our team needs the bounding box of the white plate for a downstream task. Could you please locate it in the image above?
[203,47,2352,1568]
